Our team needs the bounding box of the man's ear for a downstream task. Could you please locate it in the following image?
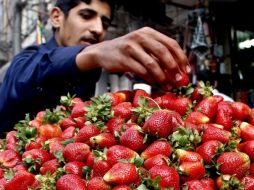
[50,7,64,29]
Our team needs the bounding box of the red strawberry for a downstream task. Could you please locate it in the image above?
[87,177,111,190]
[201,124,231,144]
[75,124,100,144]
[0,149,21,168]
[168,72,190,87]
[64,161,85,177]
[5,170,35,190]
[196,140,223,164]
[37,123,62,140]
[179,161,206,182]
[216,174,243,189]
[103,162,138,185]
[239,122,254,141]
[231,101,251,121]
[90,132,116,149]
[250,162,254,176]
[217,152,250,179]
[39,159,59,175]
[25,136,46,151]
[71,101,87,118]
[143,109,183,138]
[237,140,254,161]
[106,145,139,166]
[61,126,76,139]
[63,142,90,163]
[119,125,147,152]
[182,178,215,190]
[106,117,126,134]
[105,92,123,106]
[175,149,203,164]
[190,81,213,102]
[56,174,87,190]
[185,111,210,125]
[112,185,132,190]
[48,137,64,158]
[132,89,150,107]
[215,101,233,131]
[248,108,254,125]
[141,139,172,160]
[22,149,51,171]
[149,165,180,189]
[91,159,111,178]
[60,117,76,130]
[5,131,18,150]
[242,175,254,190]
[194,95,223,121]
[112,102,133,119]
[143,154,170,170]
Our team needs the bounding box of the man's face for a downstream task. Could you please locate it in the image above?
[52,0,111,46]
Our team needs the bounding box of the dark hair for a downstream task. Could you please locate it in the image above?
[55,0,115,17]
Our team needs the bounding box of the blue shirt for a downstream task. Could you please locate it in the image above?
[0,37,101,136]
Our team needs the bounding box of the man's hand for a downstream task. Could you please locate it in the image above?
[76,27,191,90]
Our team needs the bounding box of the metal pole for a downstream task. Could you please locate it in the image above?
[12,0,22,56]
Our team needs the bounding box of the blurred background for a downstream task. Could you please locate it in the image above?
[0,0,254,107]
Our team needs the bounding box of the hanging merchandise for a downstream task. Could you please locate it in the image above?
[191,16,209,59]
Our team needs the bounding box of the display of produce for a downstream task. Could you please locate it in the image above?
[1,81,254,190]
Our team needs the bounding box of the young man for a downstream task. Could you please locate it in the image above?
[0,0,191,135]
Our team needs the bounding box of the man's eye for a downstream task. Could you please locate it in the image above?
[80,13,93,19]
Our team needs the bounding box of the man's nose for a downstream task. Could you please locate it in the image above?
[90,17,104,35]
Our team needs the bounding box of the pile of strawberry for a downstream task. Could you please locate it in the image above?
[1,81,254,190]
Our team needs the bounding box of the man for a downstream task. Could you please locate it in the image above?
[0,0,191,135]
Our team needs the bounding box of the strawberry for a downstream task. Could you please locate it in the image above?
[119,125,147,152]
[39,158,59,175]
[25,136,46,151]
[179,161,206,182]
[106,117,126,134]
[201,124,231,144]
[239,122,254,141]
[64,161,85,177]
[190,81,213,102]
[182,179,215,190]
[103,162,138,185]
[185,111,210,125]
[56,174,87,190]
[90,132,116,149]
[143,109,183,138]
[112,185,132,190]
[71,101,87,119]
[242,175,254,190]
[0,149,21,168]
[141,139,172,160]
[216,152,250,179]
[75,124,100,144]
[59,117,76,130]
[37,123,62,140]
[106,145,139,166]
[175,149,203,164]
[61,126,76,139]
[132,89,151,107]
[22,148,51,172]
[114,90,134,102]
[63,142,90,163]
[112,102,133,119]
[216,174,243,190]
[215,101,233,131]
[149,165,180,189]
[143,154,170,170]
[48,137,64,158]
[237,140,254,161]
[194,95,223,121]
[87,177,111,190]
[5,170,35,190]
[231,101,251,121]
[5,131,18,151]
[105,92,123,106]
[91,159,111,178]
[196,140,223,164]
[248,108,254,125]
[169,72,190,87]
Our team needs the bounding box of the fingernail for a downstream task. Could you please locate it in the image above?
[175,73,182,81]
[186,65,191,73]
